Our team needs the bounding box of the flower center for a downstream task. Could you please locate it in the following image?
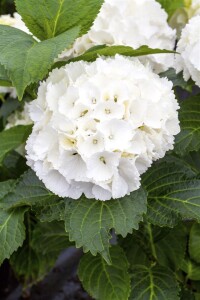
[99,156,106,164]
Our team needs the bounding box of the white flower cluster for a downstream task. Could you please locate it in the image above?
[6,103,32,130]
[26,55,180,201]
[0,13,30,97]
[0,13,30,33]
[60,0,176,74]
[175,15,200,87]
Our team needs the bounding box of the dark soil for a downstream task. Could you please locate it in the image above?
[0,248,93,300]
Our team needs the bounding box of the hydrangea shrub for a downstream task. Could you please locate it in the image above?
[0,0,200,299]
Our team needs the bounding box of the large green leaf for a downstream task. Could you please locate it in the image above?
[0,207,27,265]
[157,0,184,18]
[122,223,187,270]
[55,45,176,68]
[0,169,60,209]
[10,213,55,284]
[65,188,147,263]
[78,246,130,300]
[189,224,200,264]
[0,125,32,164]
[174,96,200,156]
[0,25,80,99]
[130,265,179,300]
[31,221,72,257]
[15,0,103,40]
[142,156,200,227]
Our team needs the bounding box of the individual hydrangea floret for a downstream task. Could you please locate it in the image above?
[26,55,180,201]
[60,0,176,73]
[175,15,200,87]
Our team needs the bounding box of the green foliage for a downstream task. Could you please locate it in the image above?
[0,207,27,265]
[15,0,103,40]
[0,25,80,99]
[32,221,73,257]
[142,156,200,227]
[0,169,61,209]
[65,188,147,263]
[174,96,200,156]
[122,223,187,271]
[0,64,11,87]
[10,213,55,284]
[78,246,130,300]
[130,264,180,300]
[0,125,32,164]
[157,0,184,18]
[181,259,200,281]
[189,224,200,264]
[55,45,176,68]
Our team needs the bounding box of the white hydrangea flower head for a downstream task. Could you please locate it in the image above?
[26,55,180,201]
[175,15,200,87]
[59,0,176,73]
[6,103,33,130]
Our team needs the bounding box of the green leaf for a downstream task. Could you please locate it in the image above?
[10,213,54,284]
[0,125,32,164]
[33,198,65,222]
[31,221,72,257]
[181,258,200,281]
[0,180,16,199]
[0,169,60,209]
[122,223,187,270]
[0,98,21,126]
[0,63,11,86]
[0,207,27,265]
[78,246,130,300]
[157,0,184,18]
[189,223,200,264]
[130,265,179,300]
[65,188,147,263]
[142,156,200,227]
[55,45,176,68]
[174,97,200,155]
[15,0,103,40]
[0,25,80,99]
[183,151,200,176]
[0,151,28,180]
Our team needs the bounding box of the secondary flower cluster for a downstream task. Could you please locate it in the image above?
[176,15,200,87]
[26,55,180,200]
[60,0,176,73]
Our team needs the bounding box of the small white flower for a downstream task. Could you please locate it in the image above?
[175,15,200,87]
[26,55,180,200]
[60,0,176,73]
